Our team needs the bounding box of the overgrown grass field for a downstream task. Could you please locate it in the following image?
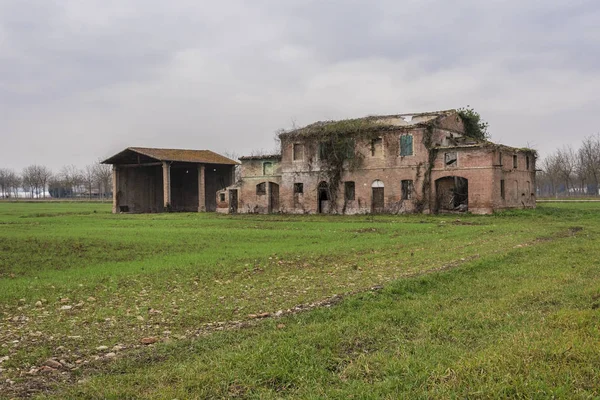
[1,202,599,398]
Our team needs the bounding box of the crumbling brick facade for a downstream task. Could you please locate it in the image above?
[218,110,536,215]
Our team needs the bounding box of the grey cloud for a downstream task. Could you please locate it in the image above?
[1,0,599,171]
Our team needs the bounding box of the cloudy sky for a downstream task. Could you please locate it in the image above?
[1,0,599,171]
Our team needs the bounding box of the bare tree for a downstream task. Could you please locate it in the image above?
[21,165,37,198]
[554,146,577,195]
[0,169,8,198]
[93,162,112,200]
[60,165,83,197]
[579,134,600,195]
[8,171,20,198]
[82,165,96,199]
[38,166,53,198]
[539,154,561,197]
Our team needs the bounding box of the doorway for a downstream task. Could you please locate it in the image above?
[317,181,329,213]
[372,180,385,213]
[229,189,238,213]
[268,182,279,213]
[435,176,468,212]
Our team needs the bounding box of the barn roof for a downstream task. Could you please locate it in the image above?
[102,147,239,165]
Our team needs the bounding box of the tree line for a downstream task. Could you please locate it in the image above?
[0,162,112,199]
[537,134,600,197]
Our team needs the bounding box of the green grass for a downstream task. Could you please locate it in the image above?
[0,202,599,398]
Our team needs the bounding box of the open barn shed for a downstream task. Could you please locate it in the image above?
[102,147,238,213]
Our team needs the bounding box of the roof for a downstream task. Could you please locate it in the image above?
[279,110,457,138]
[437,142,537,154]
[238,154,282,161]
[102,147,239,165]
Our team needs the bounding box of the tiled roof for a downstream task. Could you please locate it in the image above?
[102,147,239,165]
[238,154,282,161]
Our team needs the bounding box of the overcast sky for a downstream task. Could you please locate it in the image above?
[1,0,599,171]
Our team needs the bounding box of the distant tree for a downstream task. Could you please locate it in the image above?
[82,165,96,199]
[0,169,8,198]
[555,146,577,195]
[8,171,20,198]
[93,162,112,200]
[21,165,37,198]
[60,165,83,197]
[578,134,600,195]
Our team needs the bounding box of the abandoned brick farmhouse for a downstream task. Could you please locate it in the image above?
[104,110,536,215]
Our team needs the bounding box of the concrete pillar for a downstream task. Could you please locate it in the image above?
[198,164,206,212]
[162,162,171,210]
[112,165,119,214]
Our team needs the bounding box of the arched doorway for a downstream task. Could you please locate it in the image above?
[317,181,329,213]
[435,176,468,212]
[372,180,385,213]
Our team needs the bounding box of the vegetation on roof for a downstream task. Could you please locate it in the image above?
[279,118,398,140]
[457,106,490,141]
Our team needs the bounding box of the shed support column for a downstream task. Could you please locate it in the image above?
[162,162,171,211]
[112,165,119,214]
[198,164,206,212]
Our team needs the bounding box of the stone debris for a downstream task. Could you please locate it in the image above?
[43,359,62,369]
[140,337,158,345]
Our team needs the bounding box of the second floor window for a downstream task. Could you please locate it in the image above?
[263,162,273,175]
[318,142,329,161]
[293,144,304,161]
[445,152,457,167]
[400,135,413,156]
[371,138,383,157]
[513,155,518,169]
[294,183,303,194]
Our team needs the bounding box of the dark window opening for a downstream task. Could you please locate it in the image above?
[499,152,503,166]
[294,183,303,194]
[500,180,505,199]
[400,135,413,156]
[219,193,225,202]
[401,180,413,200]
[445,152,457,167]
[293,144,304,161]
[256,182,266,195]
[513,155,518,169]
[526,156,530,170]
[344,181,355,201]
[371,138,383,157]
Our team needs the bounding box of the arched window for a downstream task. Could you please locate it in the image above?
[256,182,266,195]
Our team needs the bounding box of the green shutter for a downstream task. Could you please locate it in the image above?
[400,135,413,156]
